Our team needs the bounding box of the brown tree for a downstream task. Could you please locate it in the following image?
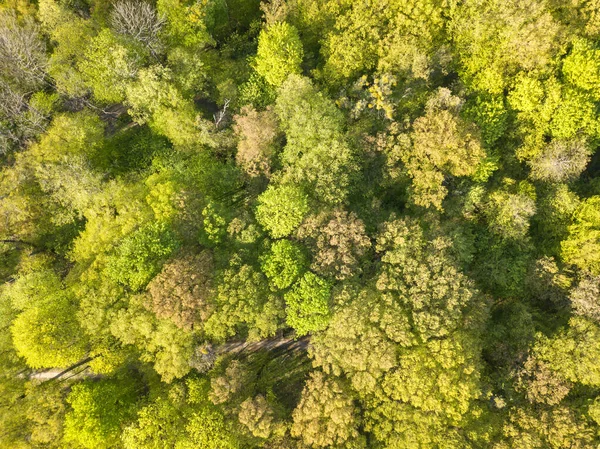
[146,250,214,330]
[233,106,280,177]
[296,209,371,280]
[517,356,572,405]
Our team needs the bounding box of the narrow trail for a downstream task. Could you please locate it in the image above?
[216,334,310,355]
[29,335,310,382]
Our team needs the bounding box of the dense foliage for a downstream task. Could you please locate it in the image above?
[2,0,600,447]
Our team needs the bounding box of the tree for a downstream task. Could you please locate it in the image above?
[26,111,105,215]
[105,222,179,291]
[1,265,62,311]
[111,0,166,55]
[364,333,483,448]
[254,22,303,87]
[64,378,139,449]
[496,405,595,449]
[516,356,572,405]
[146,250,214,330]
[125,65,211,147]
[209,360,247,405]
[24,381,67,448]
[0,11,47,90]
[156,0,213,49]
[204,258,284,341]
[291,371,362,448]
[296,209,371,280]
[260,239,308,290]
[11,290,87,369]
[310,288,415,394]
[110,294,195,382]
[284,272,332,335]
[275,75,356,203]
[238,395,283,440]
[507,74,599,161]
[255,184,309,238]
[561,196,600,275]
[78,28,145,104]
[384,88,485,209]
[532,184,580,255]
[233,105,280,178]
[528,138,590,182]
[482,179,537,240]
[42,3,93,97]
[177,408,240,449]
[0,83,51,154]
[569,273,600,322]
[562,38,600,99]
[534,316,600,386]
[315,0,446,85]
[122,395,187,449]
[375,218,480,340]
[451,0,562,93]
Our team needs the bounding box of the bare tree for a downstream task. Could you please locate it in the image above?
[0,81,48,154]
[260,0,289,25]
[213,98,230,129]
[110,0,166,55]
[529,138,591,182]
[0,12,47,91]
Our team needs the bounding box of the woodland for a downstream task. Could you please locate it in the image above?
[2,0,600,447]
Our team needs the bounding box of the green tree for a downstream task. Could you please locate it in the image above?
[291,371,363,448]
[105,222,179,291]
[125,65,212,148]
[484,181,537,240]
[562,38,600,99]
[284,272,332,335]
[64,377,140,449]
[310,288,415,394]
[122,395,187,449]
[255,184,309,238]
[383,88,485,209]
[561,196,600,274]
[78,28,145,103]
[376,218,480,340]
[275,75,356,203]
[533,316,600,386]
[451,0,562,93]
[204,258,284,341]
[11,289,87,369]
[254,22,303,87]
[364,333,483,448]
[260,239,308,290]
[110,294,195,382]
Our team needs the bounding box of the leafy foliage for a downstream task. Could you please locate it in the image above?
[284,272,332,335]
[3,1,600,448]
[255,183,309,238]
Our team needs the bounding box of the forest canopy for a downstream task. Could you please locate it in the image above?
[2,0,600,448]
